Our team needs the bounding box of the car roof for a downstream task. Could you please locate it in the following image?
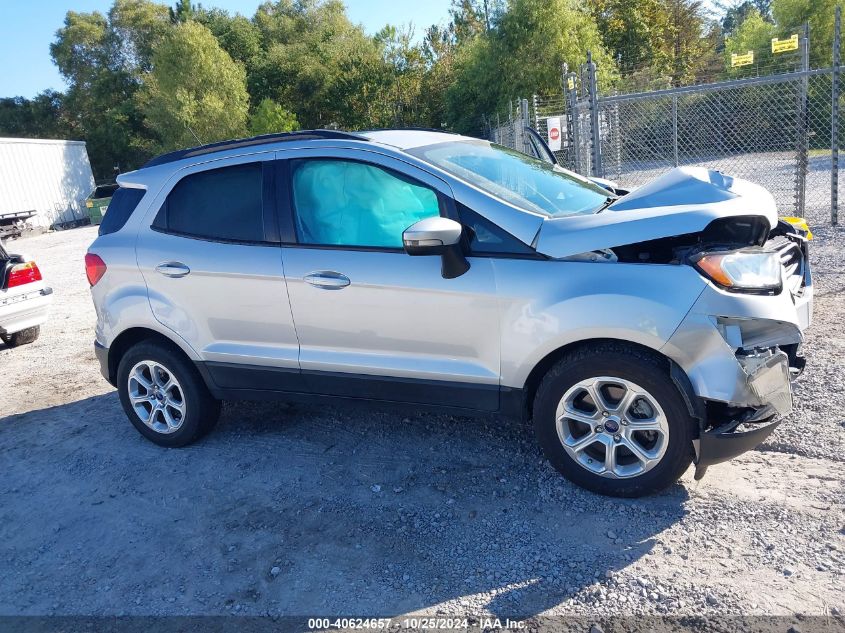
[141,130,364,168]
[139,128,477,170]
[358,129,474,149]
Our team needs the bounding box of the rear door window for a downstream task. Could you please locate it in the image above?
[153,162,265,243]
[98,187,146,236]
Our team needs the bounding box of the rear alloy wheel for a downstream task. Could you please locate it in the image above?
[117,342,220,447]
[534,344,695,497]
[127,360,187,435]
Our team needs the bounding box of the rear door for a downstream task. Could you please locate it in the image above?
[276,148,501,411]
[135,154,303,393]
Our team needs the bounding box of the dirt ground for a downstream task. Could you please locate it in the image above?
[0,224,843,619]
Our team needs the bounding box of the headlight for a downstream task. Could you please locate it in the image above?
[693,249,782,293]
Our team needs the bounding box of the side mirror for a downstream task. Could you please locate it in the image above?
[403,217,470,279]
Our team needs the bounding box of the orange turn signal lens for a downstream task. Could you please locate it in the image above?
[695,254,734,287]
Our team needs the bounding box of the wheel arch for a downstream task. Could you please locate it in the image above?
[516,338,702,425]
[106,327,196,386]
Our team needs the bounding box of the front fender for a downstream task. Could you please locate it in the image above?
[496,260,707,389]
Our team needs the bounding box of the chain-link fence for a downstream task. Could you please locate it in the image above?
[486,12,843,227]
[599,70,836,225]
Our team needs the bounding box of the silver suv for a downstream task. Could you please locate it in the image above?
[87,129,812,497]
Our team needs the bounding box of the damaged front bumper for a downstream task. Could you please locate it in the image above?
[694,349,792,475]
[662,277,810,477]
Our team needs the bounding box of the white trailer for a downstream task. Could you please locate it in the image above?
[0,137,97,231]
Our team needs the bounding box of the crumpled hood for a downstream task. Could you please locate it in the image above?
[535,167,779,258]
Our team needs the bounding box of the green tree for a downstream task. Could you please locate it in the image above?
[451,0,490,41]
[50,4,168,178]
[418,24,459,128]
[196,9,263,70]
[663,0,715,85]
[376,25,427,126]
[249,98,300,134]
[443,35,500,133]
[169,0,197,23]
[249,0,387,128]
[442,0,616,134]
[589,0,671,71]
[110,0,171,74]
[724,8,777,74]
[719,0,772,37]
[141,21,249,150]
[771,0,837,67]
[0,91,72,139]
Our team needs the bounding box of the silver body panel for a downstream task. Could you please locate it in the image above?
[284,249,499,384]
[91,132,811,421]
[132,153,298,370]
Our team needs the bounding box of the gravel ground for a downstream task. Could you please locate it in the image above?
[0,224,843,619]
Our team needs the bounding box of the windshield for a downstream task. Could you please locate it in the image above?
[407,140,611,217]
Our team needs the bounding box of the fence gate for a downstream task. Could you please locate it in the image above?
[598,68,834,225]
[490,15,843,226]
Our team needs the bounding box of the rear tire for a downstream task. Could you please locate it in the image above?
[1,326,40,347]
[116,341,221,447]
[533,343,695,497]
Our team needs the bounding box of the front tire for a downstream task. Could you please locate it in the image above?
[116,341,221,447]
[533,343,695,497]
[1,326,40,347]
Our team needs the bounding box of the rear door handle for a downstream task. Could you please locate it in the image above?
[155,262,191,278]
[303,271,350,290]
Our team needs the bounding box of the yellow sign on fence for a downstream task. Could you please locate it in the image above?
[731,51,755,67]
[772,34,799,53]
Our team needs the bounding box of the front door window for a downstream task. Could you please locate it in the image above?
[291,159,441,249]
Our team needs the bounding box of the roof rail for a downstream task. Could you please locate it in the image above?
[359,127,460,135]
[142,129,363,169]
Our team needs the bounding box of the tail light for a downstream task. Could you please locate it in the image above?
[7,261,43,288]
[85,253,107,286]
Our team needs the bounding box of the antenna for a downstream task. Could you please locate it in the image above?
[185,123,202,145]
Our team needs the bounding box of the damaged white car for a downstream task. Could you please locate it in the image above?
[87,129,811,497]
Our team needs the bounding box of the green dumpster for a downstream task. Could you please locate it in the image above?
[85,184,118,225]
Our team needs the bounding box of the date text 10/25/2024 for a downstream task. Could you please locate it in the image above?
[307,618,528,630]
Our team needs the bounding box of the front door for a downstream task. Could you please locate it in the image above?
[279,150,501,411]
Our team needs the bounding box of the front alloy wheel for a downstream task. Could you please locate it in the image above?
[557,377,669,479]
[534,343,695,497]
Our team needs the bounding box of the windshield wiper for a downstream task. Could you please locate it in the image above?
[592,196,616,214]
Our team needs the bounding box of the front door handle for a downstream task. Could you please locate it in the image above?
[156,262,191,278]
[303,271,350,290]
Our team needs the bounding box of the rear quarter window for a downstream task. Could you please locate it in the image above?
[152,162,265,243]
[98,187,146,236]
[92,185,117,199]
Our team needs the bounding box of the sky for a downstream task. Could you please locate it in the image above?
[0,0,454,99]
